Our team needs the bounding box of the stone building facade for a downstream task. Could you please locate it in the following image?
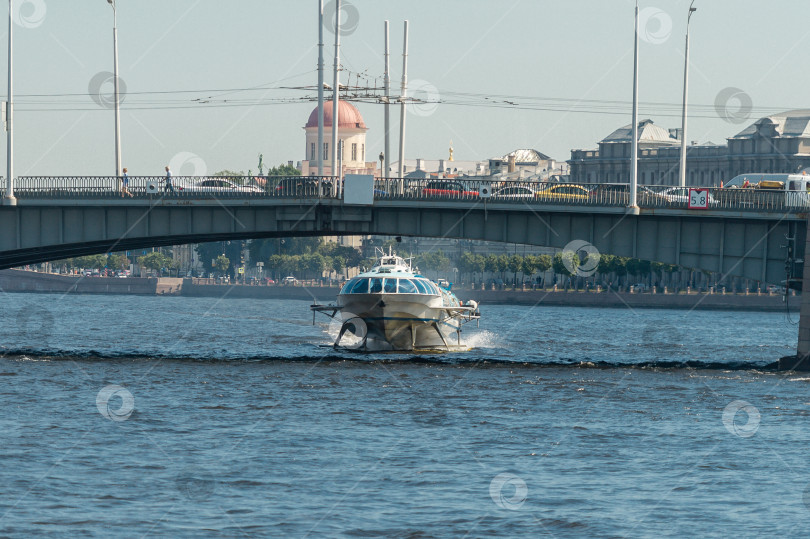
[568,110,810,186]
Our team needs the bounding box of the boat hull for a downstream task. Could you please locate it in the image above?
[336,294,461,351]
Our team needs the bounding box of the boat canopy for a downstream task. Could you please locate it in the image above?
[340,276,441,295]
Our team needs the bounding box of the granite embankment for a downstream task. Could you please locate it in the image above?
[181,278,799,312]
[0,270,799,311]
[0,269,182,295]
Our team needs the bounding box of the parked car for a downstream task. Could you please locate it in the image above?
[534,184,589,201]
[274,177,330,196]
[492,185,536,199]
[282,276,298,285]
[631,283,648,292]
[179,178,264,194]
[420,180,479,198]
[657,186,717,206]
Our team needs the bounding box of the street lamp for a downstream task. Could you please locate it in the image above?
[107,0,122,187]
[4,0,15,206]
[679,1,697,187]
[629,0,639,209]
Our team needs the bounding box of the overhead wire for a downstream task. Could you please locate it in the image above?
[1,78,796,121]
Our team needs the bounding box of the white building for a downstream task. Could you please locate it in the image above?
[300,101,377,177]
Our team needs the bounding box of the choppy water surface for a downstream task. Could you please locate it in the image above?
[0,292,807,537]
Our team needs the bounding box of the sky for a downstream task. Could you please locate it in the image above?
[3,0,810,177]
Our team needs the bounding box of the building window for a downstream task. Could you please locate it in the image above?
[362,144,365,162]
[351,143,357,161]
[324,143,328,159]
[311,143,316,160]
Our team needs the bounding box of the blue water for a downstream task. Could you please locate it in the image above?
[0,292,807,537]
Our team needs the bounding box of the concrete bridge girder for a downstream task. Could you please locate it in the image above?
[0,200,803,286]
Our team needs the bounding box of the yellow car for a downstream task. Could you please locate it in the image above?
[534,183,589,201]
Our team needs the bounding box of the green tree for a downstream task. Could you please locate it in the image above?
[597,254,615,276]
[108,254,130,270]
[196,241,242,277]
[331,255,346,278]
[282,237,323,255]
[303,253,328,278]
[521,255,538,278]
[458,251,478,283]
[553,251,579,278]
[496,254,509,278]
[213,169,244,177]
[266,163,301,176]
[508,254,523,287]
[610,256,628,277]
[73,254,108,269]
[535,254,552,273]
[625,258,642,279]
[472,254,486,281]
[418,250,451,276]
[484,254,499,275]
[138,251,175,273]
[213,254,230,274]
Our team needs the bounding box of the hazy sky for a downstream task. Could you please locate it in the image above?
[3,0,809,176]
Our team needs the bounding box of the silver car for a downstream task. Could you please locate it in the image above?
[179,178,264,194]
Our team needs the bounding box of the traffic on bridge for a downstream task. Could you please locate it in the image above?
[8,174,810,214]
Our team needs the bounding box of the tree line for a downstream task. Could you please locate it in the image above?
[48,251,182,274]
[415,250,681,287]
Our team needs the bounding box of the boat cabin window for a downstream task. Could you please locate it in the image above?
[343,276,441,294]
[413,279,429,294]
[340,279,356,294]
[417,279,439,295]
[398,279,418,294]
[349,278,369,294]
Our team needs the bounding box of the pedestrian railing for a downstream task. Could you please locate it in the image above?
[13,175,342,199]
[8,175,808,214]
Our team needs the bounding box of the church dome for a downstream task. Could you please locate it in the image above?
[305,100,367,129]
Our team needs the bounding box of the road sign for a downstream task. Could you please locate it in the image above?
[688,188,709,209]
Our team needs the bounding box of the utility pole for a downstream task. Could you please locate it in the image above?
[4,0,14,206]
[629,1,639,210]
[397,20,409,182]
[679,1,697,188]
[383,20,391,179]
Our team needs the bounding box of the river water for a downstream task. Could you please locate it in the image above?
[0,292,807,537]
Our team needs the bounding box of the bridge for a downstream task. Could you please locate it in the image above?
[1,174,809,367]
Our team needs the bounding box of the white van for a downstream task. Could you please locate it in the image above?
[722,173,810,208]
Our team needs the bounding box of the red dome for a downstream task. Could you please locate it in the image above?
[305,100,367,129]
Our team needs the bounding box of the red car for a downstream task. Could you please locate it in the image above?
[420,180,479,198]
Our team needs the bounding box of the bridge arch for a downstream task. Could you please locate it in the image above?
[0,199,801,285]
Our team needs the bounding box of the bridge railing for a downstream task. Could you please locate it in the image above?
[373,178,810,213]
[9,175,808,213]
[13,175,342,199]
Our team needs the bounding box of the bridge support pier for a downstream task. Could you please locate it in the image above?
[2,195,16,206]
[781,217,810,371]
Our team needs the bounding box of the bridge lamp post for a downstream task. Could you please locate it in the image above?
[4,0,15,206]
[629,0,639,210]
[679,1,696,188]
[107,0,122,189]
